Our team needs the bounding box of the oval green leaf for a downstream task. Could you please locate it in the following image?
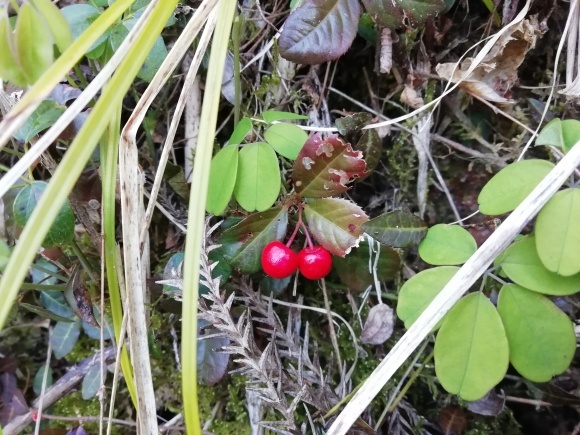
[304,197,368,257]
[206,145,239,215]
[419,224,477,266]
[82,362,106,400]
[51,318,81,359]
[535,188,580,276]
[264,123,308,160]
[30,0,73,53]
[333,239,400,292]
[0,14,27,86]
[396,266,459,329]
[497,284,575,382]
[501,236,580,295]
[13,181,75,248]
[234,142,281,212]
[478,159,554,215]
[434,293,509,401]
[536,118,580,152]
[362,210,427,248]
[16,2,54,84]
[228,117,252,145]
[218,206,288,273]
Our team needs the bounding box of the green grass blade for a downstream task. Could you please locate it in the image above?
[181,0,236,432]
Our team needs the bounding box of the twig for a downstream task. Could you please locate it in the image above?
[320,279,343,373]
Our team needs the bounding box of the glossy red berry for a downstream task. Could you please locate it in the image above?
[298,245,332,280]
[261,241,299,279]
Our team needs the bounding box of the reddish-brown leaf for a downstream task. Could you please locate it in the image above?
[293,133,366,198]
[437,406,467,435]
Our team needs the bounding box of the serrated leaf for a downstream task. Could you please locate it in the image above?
[206,145,239,215]
[434,293,509,401]
[478,159,554,215]
[13,181,75,248]
[219,206,288,273]
[33,365,53,396]
[355,129,382,176]
[535,188,580,276]
[497,284,575,382]
[333,239,400,292]
[15,2,54,84]
[228,117,253,145]
[536,118,580,152]
[362,210,427,247]
[304,198,368,257]
[262,110,308,123]
[279,0,361,64]
[360,303,395,344]
[40,290,73,319]
[500,236,580,295]
[198,329,229,386]
[293,133,366,198]
[13,100,66,143]
[0,239,10,271]
[396,266,459,329]
[82,363,106,400]
[419,224,477,265]
[51,319,81,359]
[362,0,447,29]
[234,142,281,212]
[264,123,308,160]
[19,302,74,323]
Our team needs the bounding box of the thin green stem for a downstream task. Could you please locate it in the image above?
[232,13,242,125]
[181,1,236,433]
[70,239,97,283]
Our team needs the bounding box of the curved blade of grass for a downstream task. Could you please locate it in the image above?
[181,0,236,433]
[0,0,136,149]
[0,4,179,431]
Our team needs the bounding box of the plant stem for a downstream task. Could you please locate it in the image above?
[285,203,303,246]
[232,14,242,126]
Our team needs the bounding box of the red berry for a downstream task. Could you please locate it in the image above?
[298,246,332,280]
[261,241,299,279]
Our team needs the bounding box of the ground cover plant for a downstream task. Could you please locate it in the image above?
[1,0,580,434]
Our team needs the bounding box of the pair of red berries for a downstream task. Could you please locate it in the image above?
[261,241,332,280]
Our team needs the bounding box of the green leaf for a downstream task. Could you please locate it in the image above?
[82,306,113,341]
[123,18,167,82]
[264,123,308,160]
[279,0,362,64]
[60,4,107,58]
[219,206,288,273]
[362,210,427,248]
[293,133,367,198]
[40,290,74,319]
[396,266,459,329]
[82,363,106,400]
[51,318,81,359]
[434,293,509,401]
[19,302,75,323]
[535,188,580,276]
[262,110,308,123]
[164,161,190,201]
[33,365,53,396]
[418,224,477,266]
[233,142,280,212]
[497,284,575,382]
[206,145,239,215]
[13,100,66,143]
[30,0,73,53]
[0,14,27,86]
[0,239,10,272]
[355,129,382,176]
[362,0,447,29]
[15,2,54,84]
[333,239,400,292]
[228,117,252,145]
[304,197,369,257]
[335,112,373,137]
[536,118,580,152]
[500,236,580,295]
[478,159,554,215]
[13,181,75,248]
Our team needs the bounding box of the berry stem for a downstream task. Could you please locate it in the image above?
[285,201,315,249]
[300,222,314,248]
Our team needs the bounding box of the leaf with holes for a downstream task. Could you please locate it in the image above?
[234,142,281,212]
[498,284,576,382]
[419,224,477,265]
[219,206,288,273]
[303,198,368,257]
[362,210,427,247]
[264,123,308,160]
[13,181,75,248]
[279,0,362,64]
[535,188,580,276]
[333,239,400,292]
[362,0,447,29]
[51,318,81,359]
[293,134,366,198]
[435,293,509,401]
